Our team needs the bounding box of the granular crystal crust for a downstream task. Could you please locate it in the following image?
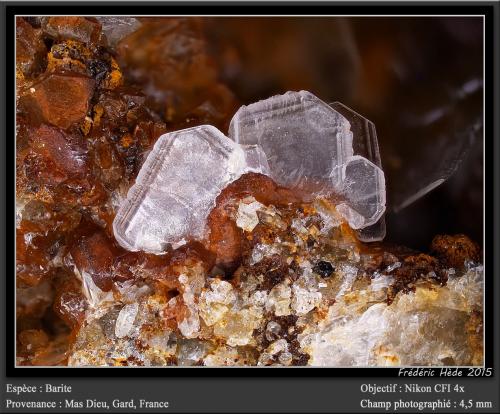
[71,193,484,367]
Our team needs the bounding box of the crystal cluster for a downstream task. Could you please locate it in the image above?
[113,91,386,253]
[113,125,269,253]
[230,92,386,237]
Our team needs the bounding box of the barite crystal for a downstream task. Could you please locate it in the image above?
[113,125,269,253]
[229,91,386,232]
[113,91,386,253]
[330,102,386,241]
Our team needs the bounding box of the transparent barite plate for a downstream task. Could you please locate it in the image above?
[113,125,268,253]
[229,90,354,192]
[229,91,386,237]
[330,102,386,242]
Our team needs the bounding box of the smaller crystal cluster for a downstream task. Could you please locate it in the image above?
[113,91,386,253]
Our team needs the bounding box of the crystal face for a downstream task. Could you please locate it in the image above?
[113,125,265,253]
[229,91,354,192]
[229,91,386,233]
[330,101,386,241]
[114,91,386,253]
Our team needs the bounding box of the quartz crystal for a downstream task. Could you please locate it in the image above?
[229,91,386,232]
[113,125,269,253]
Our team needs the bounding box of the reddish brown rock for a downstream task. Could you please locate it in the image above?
[16,201,81,287]
[90,87,166,178]
[20,201,81,235]
[90,136,124,190]
[43,16,102,45]
[18,329,49,354]
[132,120,168,150]
[46,39,94,76]
[18,124,106,205]
[386,253,446,303]
[113,242,214,291]
[431,234,481,269]
[69,230,118,291]
[16,228,65,287]
[116,18,237,128]
[28,336,70,366]
[23,124,89,185]
[207,173,301,271]
[16,281,54,321]
[53,273,87,329]
[26,72,95,130]
[16,18,46,77]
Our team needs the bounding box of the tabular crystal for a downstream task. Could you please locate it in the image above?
[230,90,353,192]
[113,125,268,253]
[330,102,386,241]
[229,91,386,233]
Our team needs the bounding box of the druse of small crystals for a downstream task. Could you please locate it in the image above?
[16,16,483,367]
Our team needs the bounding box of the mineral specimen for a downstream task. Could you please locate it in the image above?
[15,16,483,368]
[330,102,386,242]
[70,185,484,366]
[95,17,141,48]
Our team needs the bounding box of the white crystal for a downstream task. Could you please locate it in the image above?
[266,280,292,316]
[291,274,322,315]
[330,102,386,241]
[79,270,114,310]
[250,243,281,265]
[113,125,267,253]
[199,279,236,326]
[229,91,386,233]
[265,321,281,341]
[235,197,265,232]
[115,302,139,339]
[338,156,386,229]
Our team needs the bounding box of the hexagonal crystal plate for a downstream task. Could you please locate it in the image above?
[229,91,354,193]
[113,125,268,253]
[229,91,386,238]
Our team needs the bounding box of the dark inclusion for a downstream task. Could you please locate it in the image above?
[313,260,335,278]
